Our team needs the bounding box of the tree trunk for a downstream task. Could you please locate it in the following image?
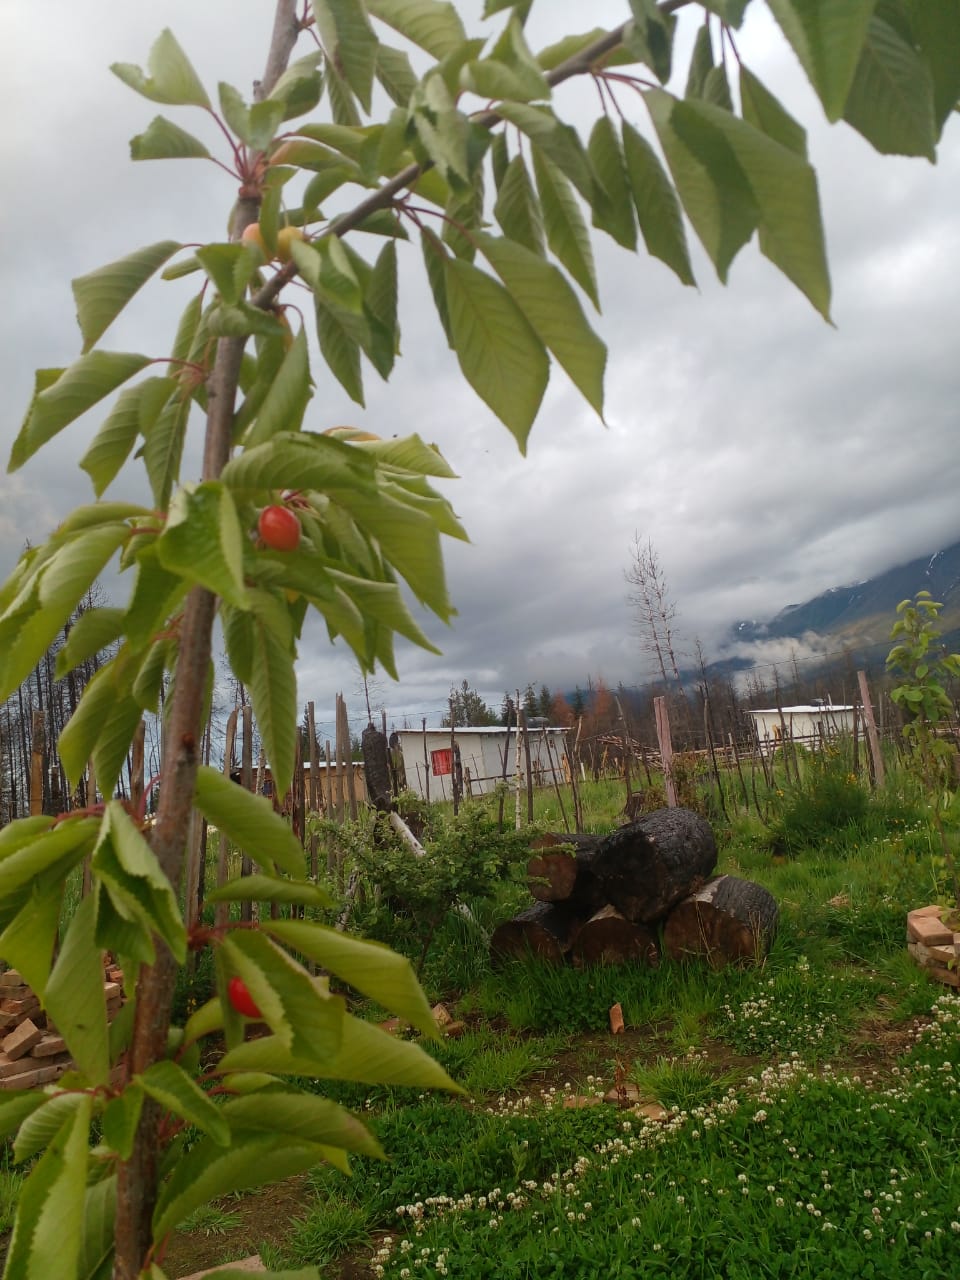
[490,901,582,966]
[589,807,717,923]
[362,722,392,811]
[571,906,659,968]
[526,831,604,905]
[662,875,779,966]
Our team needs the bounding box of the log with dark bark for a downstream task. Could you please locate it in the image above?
[527,832,606,911]
[571,906,659,968]
[490,901,583,966]
[589,807,717,923]
[662,875,779,966]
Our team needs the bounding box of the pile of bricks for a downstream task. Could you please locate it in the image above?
[0,960,124,1090]
[907,905,960,988]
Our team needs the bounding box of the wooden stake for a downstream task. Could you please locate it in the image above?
[29,709,44,816]
[858,670,885,788]
[214,709,238,930]
[654,696,678,807]
[307,701,319,878]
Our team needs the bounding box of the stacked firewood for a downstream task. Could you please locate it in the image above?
[491,807,778,969]
[0,959,124,1090]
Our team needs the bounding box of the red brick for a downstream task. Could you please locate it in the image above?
[911,905,946,919]
[30,1035,67,1058]
[0,997,40,1017]
[908,914,954,946]
[0,970,24,988]
[0,1062,65,1091]
[0,1051,31,1078]
[0,985,31,1002]
[103,982,122,1001]
[2,1018,42,1061]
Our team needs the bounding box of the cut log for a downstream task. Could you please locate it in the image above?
[527,833,606,912]
[490,901,583,967]
[589,807,718,924]
[571,906,659,968]
[662,875,779,966]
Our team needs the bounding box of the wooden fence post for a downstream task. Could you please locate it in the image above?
[29,709,44,816]
[307,701,319,879]
[654,696,678,807]
[215,709,238,930]
[857,670,885,788]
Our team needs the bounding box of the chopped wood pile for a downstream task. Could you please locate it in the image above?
[492,807,778,970]
[0,959,125,1090]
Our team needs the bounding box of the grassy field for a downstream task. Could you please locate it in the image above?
[153,750,960,1279]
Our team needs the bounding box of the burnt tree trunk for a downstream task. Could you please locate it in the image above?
[663,875,779,966]
[589,807,717,923]
[362,723,392,812]
[527,831,605,911]
[490,901,583,967]
[571,906,659,969]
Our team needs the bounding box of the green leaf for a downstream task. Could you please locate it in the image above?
[327,570,441,655]
[315,300,365,405]
[267,52,325,122]
[77,1175,117,1280]
[843,15,937,159]
[130,116,212,162]
[78,384,145,497]
[14,1092,87,1164]
[220,431,375,496]
[766,0,875,121]
[0,873,63,997]
[267,919,438,1035]
[207,876,332,908]
[194,768,307,878]
[248,609,298,799]
[421,228,455,346]
[625,0,676,83]
[55,607,126,678]
[587,116,637,250]
[645,88,757,284]
[10,352,150,471]
[621,121,696,286]
[153,1133,332,1240]
[208,301,287,339]
[111,28,210,108]
[740,67,808,156]
[684,19,714,99]
[0,1092,45,1142]
[901,0,960,135]
[463,15,549,103]
[376,42,418,105]
[156,482,249,608]
[102,1089,144,1161]
[142,386,190,509]
[195,243,262,306]
[139,1061,230,1146]
[311,0,379,114]
[220,932,345,1063]
[493,155,545,256]
[498,103,595,201]
[222,1092,382,1157]
[218,84,285,151]
[92,802,187,965]
[45,894,110,1084]
[218,1010,462,1093]
[443,256,548,452]
[409,73,472,188]
[73,242,181,353]
[531,151,599,308]
[4,1096,91,1280]
[366,0,467,59]
[244,328,314,447]
[0,818,99,908]
[476,232,605,419]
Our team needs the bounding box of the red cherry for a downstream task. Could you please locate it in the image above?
[258,505,301,551]
[227,976,262,1019]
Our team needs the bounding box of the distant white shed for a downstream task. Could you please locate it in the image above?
[394,726,569,801]
[745,702,857,754]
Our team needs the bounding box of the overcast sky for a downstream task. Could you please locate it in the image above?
[2,1,958,736]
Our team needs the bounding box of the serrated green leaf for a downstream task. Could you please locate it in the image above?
[139,1061,229,1145]
[10,352,150,471]
[153,1133,332,1240]
[376,41,418,105]
[111,28,210,108]
[266,919,437,1035]
[248,612,298,798]
[142,385,190,509]
[57,653,136,790]
[843,15,937,159]
[0,873,63,996]
[5,1095,91,1280]
[101,1088,144,1162]
[195,243,262,306]
[0,818,98,906]
[409,72,472,188]
[242,328,313,448]
[77,1174,117,1280]
[0,1092,45,1142]
[420,227,454,346]
[766,0,875,121]
[499,102,595,201]
[645,88,756,284]
[78,383,144,497]
[56,608,125,679]
[443,255,548,452]
[625,0,676,83]
[73,241,180,353]
[220,932,344,1063]
[92,802,187,965]
[476,232,605,419]
[366,0,466,58]
[901,0,960,135]
[130,116,212,162]
[221,430,375,495]
[530,152,598,308]
[156,482,249,608]
[494,155,545,256]
[14,1093,86,1164]
[315,299,365,404]
[218,84,285,152]
[312,0,379,113]
[267,52,325,122]
[621,121,696,286]
[684,19,714,99]
[740,66,807,156]
[218,1010,462,1093]
[194,768,306,878]
[45,894,110,1084]
[222,1092,383,1157]
[587,116,637,250]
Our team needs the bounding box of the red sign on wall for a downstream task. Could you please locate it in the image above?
[431,748,453,776]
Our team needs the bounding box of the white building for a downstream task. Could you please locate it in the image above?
[393,726,569,801]
[745,702,858,754]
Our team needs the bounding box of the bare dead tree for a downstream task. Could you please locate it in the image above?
[625,533,688,704]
